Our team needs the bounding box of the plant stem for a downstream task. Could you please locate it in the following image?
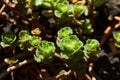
[0,4,6,14]
[0,58,35,79]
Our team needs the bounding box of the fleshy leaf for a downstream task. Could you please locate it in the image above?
[0,42,11,48]
[1,31,16,44]
[115,42,120,48]
[30,0,43,6]
[84,39,100,52]
[18,30,31,42]
[60,52,69,59]
[60,35,83,54]
[73,3,86,17]
[54,0,69,18]
[34,54,44,63]
[31,28,41,36]
[57,27,73,39]
[29,36,41,46]
[36,41,55,57]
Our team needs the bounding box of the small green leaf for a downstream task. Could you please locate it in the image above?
[18,30,31,42]
[0,42,11,48]
[84,39,100,52]
[58,27,73,39]
[58,70,66,76]
[54,0,69,18]
[60,52,69,59]
[30,0,43,6]
[27,36,41,51]
[73,3,86,17]
[83,19,94,34]
[60,35,83,54]
[4,58,18,65]
[36,41,55,57]
[54,10,63,18]
[34,41,55,63]
[84,39,100,58]
[41,0,55,8]
[34,54,44,63]
[115,42,120,48]
[29,36,41,46]
[1,31,16,44]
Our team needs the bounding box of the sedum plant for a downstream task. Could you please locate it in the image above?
[1,31,16,48]
[28,36,41,51]
[17,30,41,51]
[84,39,100,58]
[57,27,73,39]
[60,35,83,59]
[18,30,31,43]
[0,0,104,77]
[34,41,55,63]
[56,27,100,73]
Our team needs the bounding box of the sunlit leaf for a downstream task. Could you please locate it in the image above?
[30,0,43,6]
[60,35,83,54]
[0,42,11,48]
[29,36,41,46]
[84,39,100,52]
[36,41,55,57]
[54,0,69,18]
[60,52,69,59]
[115,42,120,48]
[4,58,18,65]
[57,27,73,39]
[18,30,31,42]
[73,3,86,17]
[34,54,44,63]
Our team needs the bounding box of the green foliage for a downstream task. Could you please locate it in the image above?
[0,0,103,74]
[73,3,86,18]
[17,30,41,51]
[28,36,41,51]
[60,35,83,58]
[30,0,43,6]
[54,0,70,18]
[18,30,31,43]
[84,39,100,58]
[57,27,73,39]
[113,31,120,48]
[57,27,100,72]
[34,41,55,63]
[1,31,16,48]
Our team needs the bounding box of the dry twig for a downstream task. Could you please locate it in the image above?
[0,58,35,79]
[100,16,120,46]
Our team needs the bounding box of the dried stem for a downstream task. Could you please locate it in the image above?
[0,58,35,79]
[1,0,29,21]
[0,52,33,69]
[0,4,6,14]
[100,16,120,46]
[56,70,72,79]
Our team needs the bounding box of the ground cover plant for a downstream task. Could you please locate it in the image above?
[0,0,120,80]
